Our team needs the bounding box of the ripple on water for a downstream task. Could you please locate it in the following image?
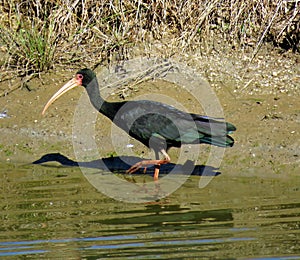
[0,163,299,259]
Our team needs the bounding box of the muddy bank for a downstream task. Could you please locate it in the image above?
[0,47,299,176]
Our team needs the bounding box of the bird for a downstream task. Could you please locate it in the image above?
[42,68,236,180]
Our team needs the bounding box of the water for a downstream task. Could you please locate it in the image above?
[1,163,299,259]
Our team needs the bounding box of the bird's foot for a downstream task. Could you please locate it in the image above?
[126,158,170,178]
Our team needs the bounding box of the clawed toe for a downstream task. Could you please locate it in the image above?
[126,162,144,174]
[126,157,170,180]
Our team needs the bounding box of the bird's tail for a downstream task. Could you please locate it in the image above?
[200,135,235,147]
[191,115,236,147]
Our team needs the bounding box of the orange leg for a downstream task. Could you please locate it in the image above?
[126,149,170,180]
[154,164,160,181]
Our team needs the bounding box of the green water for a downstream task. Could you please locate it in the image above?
[0,163,299,259]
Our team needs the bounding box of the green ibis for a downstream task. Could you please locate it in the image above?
[42,68,236,180]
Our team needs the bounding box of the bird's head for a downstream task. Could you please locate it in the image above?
[76,68,96,88]
[42,68,96,115]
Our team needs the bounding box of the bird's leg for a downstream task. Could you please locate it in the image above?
[142,150,161,175]
[153,149,170,181]
[126,149,171,180]
[153,150,160,181]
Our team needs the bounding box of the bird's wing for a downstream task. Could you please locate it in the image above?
[116,100,235,147]
[116,101,192,142]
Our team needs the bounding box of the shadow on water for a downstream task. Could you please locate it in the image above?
[32,152,221,177]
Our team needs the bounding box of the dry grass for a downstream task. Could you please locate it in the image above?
[0,0,299,79]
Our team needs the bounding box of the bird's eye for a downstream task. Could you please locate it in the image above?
[77,74,83,80]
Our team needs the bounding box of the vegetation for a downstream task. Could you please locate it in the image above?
[0,0,299,78]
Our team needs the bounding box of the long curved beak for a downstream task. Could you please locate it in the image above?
[42,78,80,115]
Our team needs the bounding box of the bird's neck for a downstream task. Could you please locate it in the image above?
[85,79,123,121]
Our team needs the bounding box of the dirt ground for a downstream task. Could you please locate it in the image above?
[0,45,299,176]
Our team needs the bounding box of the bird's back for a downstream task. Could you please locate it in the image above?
[110,99,236,149]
